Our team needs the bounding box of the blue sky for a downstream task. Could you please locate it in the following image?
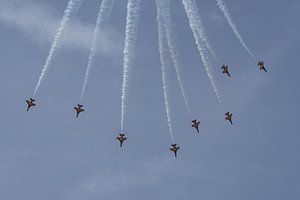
[0,0,299,199]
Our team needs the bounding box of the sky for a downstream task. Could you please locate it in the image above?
[0,0,299,199]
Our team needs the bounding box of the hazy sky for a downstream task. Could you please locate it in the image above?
[0,0,299,199]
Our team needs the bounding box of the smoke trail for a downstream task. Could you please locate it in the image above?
[33,0,83,97]
[120,0,141,131]
[216,0,256,61]
[196,30,220,64]
[182,0,221,103]
[160,0,191,113]
[185,0,220,64]
[156,0,174,142]
[80,0,114,102]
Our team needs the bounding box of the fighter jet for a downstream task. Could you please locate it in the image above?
[74,104,84,118]
[192,119,200,133]
[116,133,127,147]
[258,61,267,72]
[225,112,233,125]
[221,65,231,77]
[170,144,180,158]
[26,98,36,111]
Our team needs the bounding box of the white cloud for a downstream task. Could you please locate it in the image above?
[0,0,122,58]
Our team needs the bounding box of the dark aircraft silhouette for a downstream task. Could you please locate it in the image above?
[116,133,127,147]
[74,104,84,118]
[258,61,267,72]
[26,98,36,111]
[225,112,233,125]
[191,119,200,133]
[221,65,231,77]
[170,144,180,158]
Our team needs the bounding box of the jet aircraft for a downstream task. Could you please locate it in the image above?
[74,104,84,118]
[192,119,200,133]
[221,65,231,77]
[258,61,267,72]
[117,133,127,147]
[26,98,36,111]
[225,112,233,125]
[170,144,180,158]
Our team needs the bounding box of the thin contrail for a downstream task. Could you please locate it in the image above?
[216,0,257,61]
[182,0,221,103]
[196,30,220,64]
[120,0,141,131]
[80,0,114,102]
[193,1,220,64]
[156,0,175,143]
[33,0,83,97]
[160,0,191,113]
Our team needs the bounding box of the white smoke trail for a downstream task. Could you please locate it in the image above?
[216,0,256,61]
[156,0,174,142]
[185,0,219,63]
[196,30,220,64]
[160,0,191,113]
[182,0,221,103]
[33,0,83,97]
[120,0,141,131]
[80,0,114,102]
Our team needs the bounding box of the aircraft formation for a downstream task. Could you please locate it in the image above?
[25,62,267,158]
[23,0,271,158]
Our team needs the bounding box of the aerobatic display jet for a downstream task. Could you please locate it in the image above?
[116,133,127,147]
[170,144,180,158]
[26,98,36,111]
[74,104,84,118]
[225,112,233,125]
[192,119,200,133]
[221,65,231,77]
[258,61,267,72]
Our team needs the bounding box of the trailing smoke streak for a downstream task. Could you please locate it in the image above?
[120,0,141,131]
[196,30,220,64]
[194,29,220,64]
[216,0,256,61]
[161,0,191,113]
[189,1,220,64]
[156,0,175,142]
[80,0,114,102]
[33,0,83,97]
[182,0,221,103]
